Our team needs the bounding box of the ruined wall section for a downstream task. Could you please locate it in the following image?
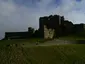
[39,16,48,38]
[39,15,64,39]
[44,25,55,39]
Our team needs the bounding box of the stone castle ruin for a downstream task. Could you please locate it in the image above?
[39,15,66,39]
[4,14,85,40]
[39,15,85,39]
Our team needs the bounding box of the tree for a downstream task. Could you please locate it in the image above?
[28,27,35,37]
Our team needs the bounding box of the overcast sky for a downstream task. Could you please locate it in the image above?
[0,0,84,39]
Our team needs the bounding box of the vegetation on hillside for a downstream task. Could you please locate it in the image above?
[0,42,85,64]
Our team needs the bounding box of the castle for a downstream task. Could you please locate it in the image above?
[4,14,85,40]
[39,15,64,39]
[39,15,85,39]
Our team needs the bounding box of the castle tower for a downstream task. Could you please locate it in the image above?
[39,15,63,39]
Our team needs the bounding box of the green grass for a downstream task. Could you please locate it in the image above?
[1,39,85,64]
[24,44,85,64]
[0,40,85,64]
[0,38,44,45]
[58,35,85,40]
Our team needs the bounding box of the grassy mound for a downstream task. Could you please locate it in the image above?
[0,44,85,64]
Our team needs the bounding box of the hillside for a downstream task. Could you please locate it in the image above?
[0,41,85,64]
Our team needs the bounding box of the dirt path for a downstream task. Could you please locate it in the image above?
[37,39,72,46]
[22,39,75,47]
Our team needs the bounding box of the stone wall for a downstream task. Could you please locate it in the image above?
[39,15,61,39]
[39,14,85,39]
[44,25,55,39]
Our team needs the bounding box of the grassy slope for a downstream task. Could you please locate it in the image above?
[59,35,85,40]
[0,40,85,64]
[23,45,85,64]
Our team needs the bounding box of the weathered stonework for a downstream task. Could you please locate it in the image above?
[44,25,55,39]
[48,29,55,39]
[39,15,64,39]
[44,25,49,39]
